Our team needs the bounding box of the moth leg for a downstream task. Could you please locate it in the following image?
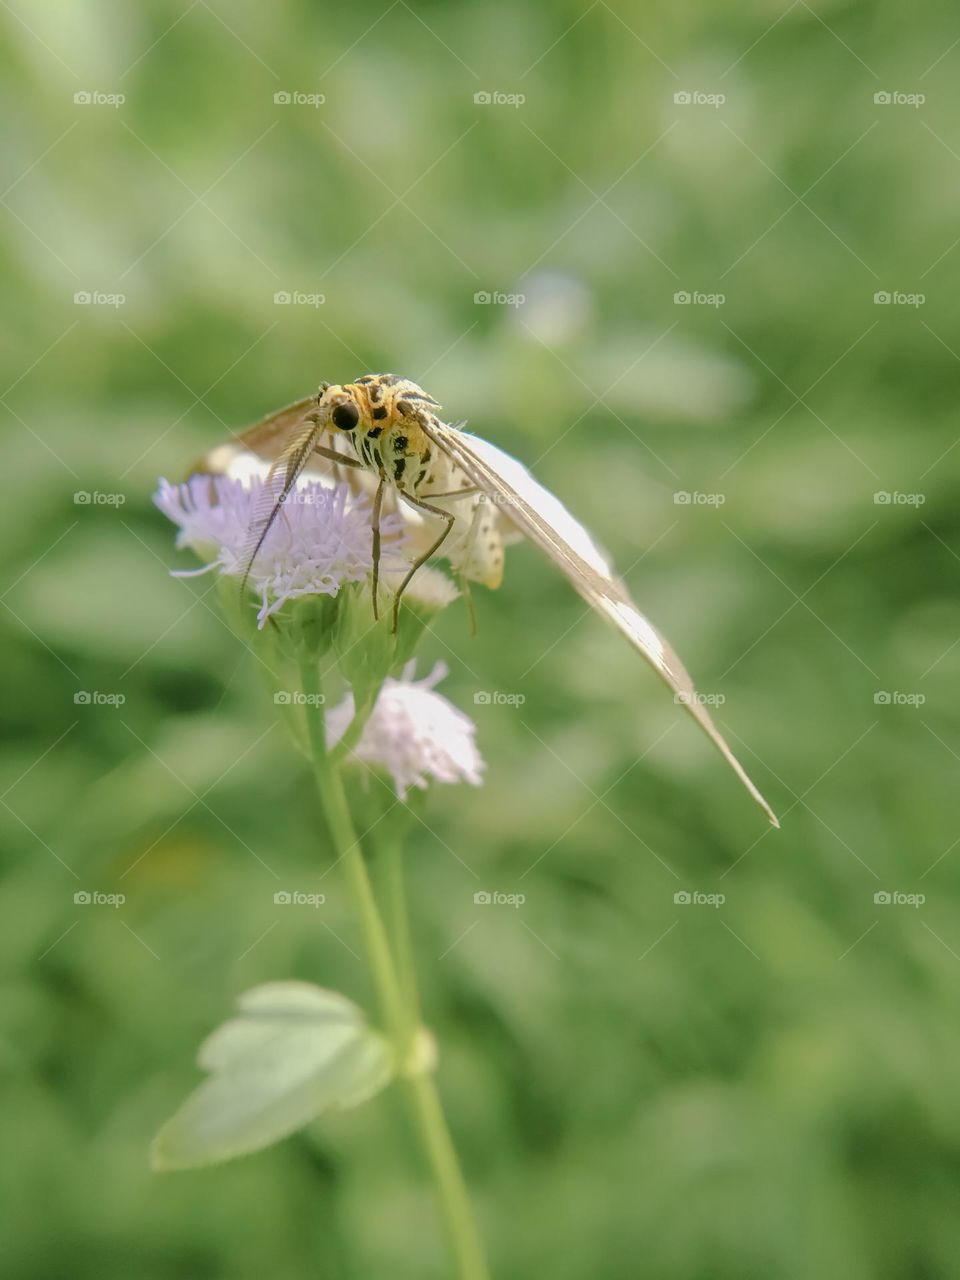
[310,440,365,489]
[371,474,386,622]
[311,443,364,468]
[420,485,481,500]
[391,491,456,633]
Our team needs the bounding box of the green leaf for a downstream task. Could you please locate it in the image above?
[151,982,394,1171]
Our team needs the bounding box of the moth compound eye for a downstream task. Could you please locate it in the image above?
[332,402,360,431]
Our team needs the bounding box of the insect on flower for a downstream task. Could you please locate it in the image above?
[194,373,778,826]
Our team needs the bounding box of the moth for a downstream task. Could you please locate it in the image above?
[196,373,778,826]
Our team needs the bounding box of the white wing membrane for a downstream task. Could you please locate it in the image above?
[419,419,779,827]
[448,429,613,577]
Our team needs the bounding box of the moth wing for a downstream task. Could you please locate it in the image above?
[193,395,386,506]
[420,419,778,827]
[238,418,328,595]
[430,492,505,589]
[419,463,507,588]
[187,397,330,592]
[191,396,378,593]
[191,396,334,484]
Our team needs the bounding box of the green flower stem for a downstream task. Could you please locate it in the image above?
[299,660,490,1280]
[303,731,406,1041]
[330,682,382,767]
[402,1070,489,1280]
[375,820,422,1038]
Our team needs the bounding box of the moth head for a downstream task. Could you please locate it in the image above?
[315,383,361,433]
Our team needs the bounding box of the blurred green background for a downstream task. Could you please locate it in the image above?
[2,0,959,1275]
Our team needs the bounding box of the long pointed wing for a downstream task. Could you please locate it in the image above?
[190,396,350,595]
[238,417,326,597]
[192,396,322,481]
[419,418,779,827]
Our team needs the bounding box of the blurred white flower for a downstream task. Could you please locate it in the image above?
[154,474,406,627]
[327,661,484,798]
